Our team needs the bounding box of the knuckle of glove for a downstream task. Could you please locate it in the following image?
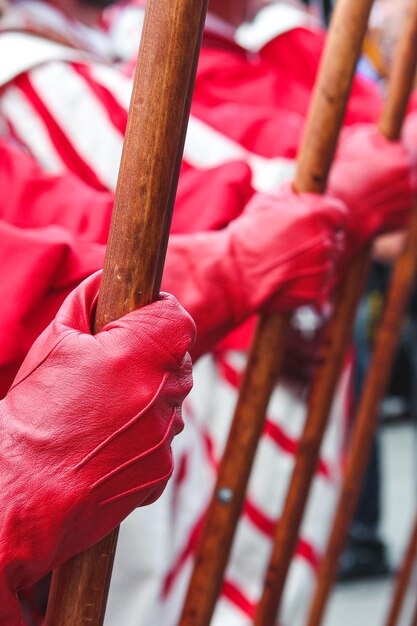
[158,352,193,410]
[329,153,412,223]
[289,194,347,247]
[157,293,196,358]
[306,193,348,234]
[109,293,196,368]
[238,188,345,256]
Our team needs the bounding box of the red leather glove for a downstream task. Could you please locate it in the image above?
[163,186,346,360]
[0,272,194,626]
[328,124,416,253]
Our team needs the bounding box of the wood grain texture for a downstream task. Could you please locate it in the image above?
[257,2,417,624]
[385,512,417,626]
[44,0,208,621]
[179,312,291,626]
[96,0,208,325]
[305,2,417,624]
[251,1,383,621]
[253,247,370,626]
[178,1,374,625]
[379,0,417,141]
[293,0,374,194]
[307,204,417,626]
[46,531,119,626]
[411,594,417,626]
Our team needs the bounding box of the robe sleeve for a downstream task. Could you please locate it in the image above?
[0,220,105,397]
[0,139,113,244]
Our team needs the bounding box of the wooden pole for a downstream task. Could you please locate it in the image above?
[379,0,417,142]
[385,512,417,626]
[254,3,417,624]
[305,7,417,625]
[178,2,374,625]
[410,594,417,626]
[306,211,417,626]
[44,0,208,622]
[253,248,370,626]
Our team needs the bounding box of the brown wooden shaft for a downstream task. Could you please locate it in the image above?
[293,0,374,193]
[95,0,208,325]
[302,2,417,623]
[46,531,119,626]
[411,594,417,626]
[44,0,208,622]
[254,0,377,620]
[306,202,417,626]
[179,312,291,626]
[253,248,370,626]
[179,1,374,625]
[385,512,417,626]
[379,0,417,141]
[255,1,417,623]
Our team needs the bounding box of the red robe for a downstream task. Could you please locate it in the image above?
[0,5,376,624]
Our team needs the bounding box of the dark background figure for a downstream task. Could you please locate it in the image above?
[300,0,333,25]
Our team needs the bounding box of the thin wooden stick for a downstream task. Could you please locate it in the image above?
[304,4,417,625]
[293,0,374,194]
[410,594,417,626]
[178,2,374,625]
[254,3,417,624]
[385,512,417,626]
[379,0,417,142]
[306,209,417,626]
[44,0,208,622]
[253,247,370,626]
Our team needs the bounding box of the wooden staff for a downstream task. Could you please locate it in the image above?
[385,511,417,626]
[305,5,417,625]
[253,253,369,626]
[178,2,374,625]
[411,594,417,626]
[44,0,208,623]
[254,3,417,625]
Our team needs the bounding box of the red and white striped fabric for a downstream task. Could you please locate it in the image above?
[105,352,352,626]
[0,4,363,624]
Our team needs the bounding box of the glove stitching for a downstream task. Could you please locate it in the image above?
[72,371,169,471]
[100,464,174,506]
[89,406,179,489]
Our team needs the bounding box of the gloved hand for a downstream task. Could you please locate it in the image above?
[0,272,195,626]
[163,186,346,360]
[328,124,416,253]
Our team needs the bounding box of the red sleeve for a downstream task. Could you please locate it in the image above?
[0,220,105,397]
[173,160,254,233]
[0,139,114,244]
